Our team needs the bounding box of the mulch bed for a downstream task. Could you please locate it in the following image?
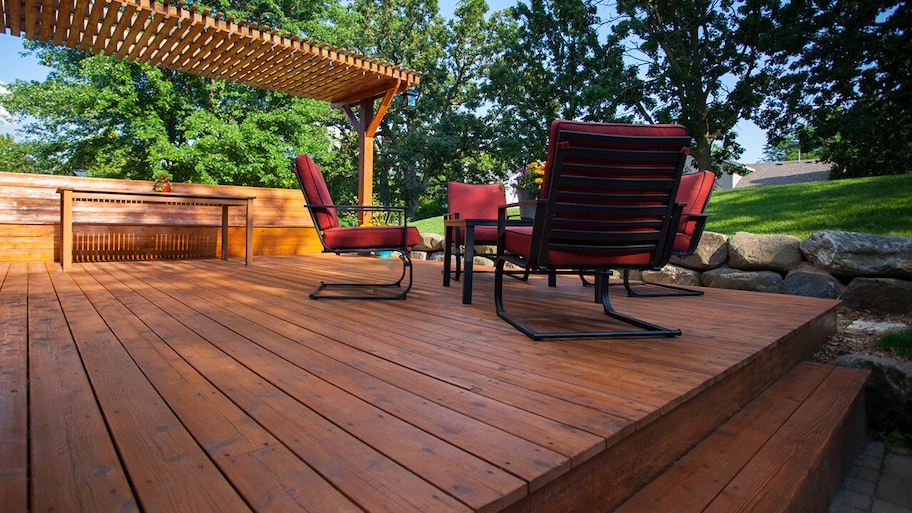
[813,307,912,364]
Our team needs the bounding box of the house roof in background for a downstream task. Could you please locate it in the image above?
[737,160,832,187]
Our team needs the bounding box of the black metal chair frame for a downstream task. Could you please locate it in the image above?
[443,214,531,304]
[494,128,689,340]
[618,210,709,297]
[293,157,415,300]
[304,203,414,300]
[581,173,713,298]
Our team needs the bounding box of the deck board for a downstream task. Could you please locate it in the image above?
[0,255,841,513]
[0,263,29,513]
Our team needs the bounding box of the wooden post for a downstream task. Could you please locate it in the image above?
[221,205,230,260]
[357,97,375,210]
[245,197,254,265]
[59,189,73,271]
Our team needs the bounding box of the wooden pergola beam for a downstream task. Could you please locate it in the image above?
[1,0,420,207]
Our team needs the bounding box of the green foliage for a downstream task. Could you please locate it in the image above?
[705,174,912,239]
[485,0,632,169]
[879,429,912,453]
[759,0,911,179]
[0,134,39,173]
[614,0,780,173]
[878,328,912,361]
[347,0,507,218]
[761,134,821,163]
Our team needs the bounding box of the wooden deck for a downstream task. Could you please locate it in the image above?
[0,255,842,513]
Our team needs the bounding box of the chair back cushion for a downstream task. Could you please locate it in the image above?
[510,120,691,269]
[293,154,338,230]
[674,170,715,252]
[447,182,506,220]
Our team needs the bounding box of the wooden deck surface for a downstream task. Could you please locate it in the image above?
[0,255,840,513]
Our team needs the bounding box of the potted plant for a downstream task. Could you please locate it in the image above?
[513,160,545,219]
[152,170,172,192]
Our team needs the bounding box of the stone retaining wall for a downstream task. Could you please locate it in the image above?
[414,230,912,316]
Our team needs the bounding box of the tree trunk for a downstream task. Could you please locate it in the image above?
[691,131,714,173]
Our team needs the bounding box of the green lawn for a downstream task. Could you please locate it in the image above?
[413,174,912,240]
[705,174,912,239]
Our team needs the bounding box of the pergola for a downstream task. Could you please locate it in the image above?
[0,0,421,206]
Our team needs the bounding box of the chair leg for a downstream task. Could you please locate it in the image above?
[310,251,413,300]
[621,270,704,297]
[495,262,681,340]
[584,270,703,298]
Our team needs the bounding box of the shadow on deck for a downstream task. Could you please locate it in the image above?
[0,255,863,512]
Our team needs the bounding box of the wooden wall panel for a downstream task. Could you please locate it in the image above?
[0,172,321,262]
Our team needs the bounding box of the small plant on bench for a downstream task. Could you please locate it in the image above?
[152,170,172,192]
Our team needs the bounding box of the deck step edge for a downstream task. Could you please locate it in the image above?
[612,361,871,513]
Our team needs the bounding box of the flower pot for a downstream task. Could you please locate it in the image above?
[516,188,537,220]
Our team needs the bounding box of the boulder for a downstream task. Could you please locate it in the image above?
[671,231,729,270]
[641,264,702,287]
[830,355,912,433]
[414,232,444,252]
[840,278,912,315]
[472,256,496,267]
[701,266,784,293]
[800,231,912,279]
[728,232,804,272]
[784,262,844,299]
[474,245,498,257]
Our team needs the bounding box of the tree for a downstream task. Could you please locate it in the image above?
[485,0,634,169]
[349,0,502,218]
[760,133,821,162]
[0,134,39,174]
[613,0,780,174]
[757,0,911,179]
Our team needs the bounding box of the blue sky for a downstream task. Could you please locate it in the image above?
[0,2,767,162]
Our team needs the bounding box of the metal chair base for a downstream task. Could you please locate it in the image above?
[581,271,705,297]
[495,261,682,341]
[309,251,413,300]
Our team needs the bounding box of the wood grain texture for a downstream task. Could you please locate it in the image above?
[0,172,321,263]
[0,255,846,513]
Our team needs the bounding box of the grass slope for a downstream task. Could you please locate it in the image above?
[705,174,912,239]
[412,174,912,240]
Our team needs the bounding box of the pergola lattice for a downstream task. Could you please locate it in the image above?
[1,0,421,205]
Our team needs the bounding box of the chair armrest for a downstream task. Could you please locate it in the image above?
[305,203,409,226]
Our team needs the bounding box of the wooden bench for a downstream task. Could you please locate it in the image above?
[613,361,870,513]
[58,188,255,271]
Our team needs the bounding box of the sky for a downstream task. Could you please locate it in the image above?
[0,1,767,162]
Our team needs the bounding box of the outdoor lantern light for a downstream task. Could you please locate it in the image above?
[404,90,419,107]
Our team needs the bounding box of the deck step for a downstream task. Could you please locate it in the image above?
[613,362,870,513]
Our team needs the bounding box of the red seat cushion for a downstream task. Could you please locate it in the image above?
[322,225,421,250]
[469,225,499,245]
[503,226,655,267]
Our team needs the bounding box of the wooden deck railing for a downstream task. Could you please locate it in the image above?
[0,172,322,262]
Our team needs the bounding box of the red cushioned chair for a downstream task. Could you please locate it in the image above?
[293,154,421,300]
[619,169,715,297]
[494,120,690,340]
[442,182,510,304]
